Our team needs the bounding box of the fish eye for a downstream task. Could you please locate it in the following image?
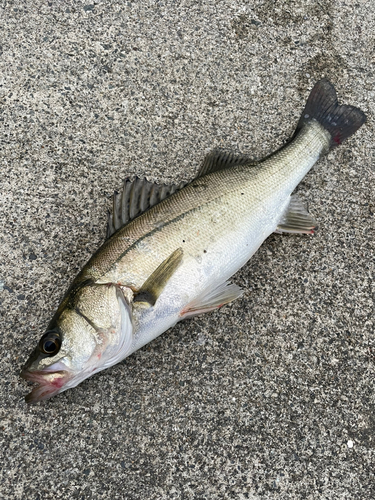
[39,332,61,356]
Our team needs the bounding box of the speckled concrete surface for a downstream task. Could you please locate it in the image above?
[0,1,374,499]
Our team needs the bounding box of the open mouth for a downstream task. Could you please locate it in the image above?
[21,368,72,403]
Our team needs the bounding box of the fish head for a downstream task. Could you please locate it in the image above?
[21,326,69,403]
[21,284,134,403]
[21,310,101,403]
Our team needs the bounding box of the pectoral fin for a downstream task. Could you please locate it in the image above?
[134,248,184,306]
[276,195,317,235]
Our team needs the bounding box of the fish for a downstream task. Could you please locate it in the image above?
[21,79,366,403]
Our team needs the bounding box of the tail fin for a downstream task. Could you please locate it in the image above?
[297,79,366,147]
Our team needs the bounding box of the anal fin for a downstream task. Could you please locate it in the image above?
[180,281,243,319]
[276,195,317,235]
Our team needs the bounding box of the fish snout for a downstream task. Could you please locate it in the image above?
[21,364,72,403]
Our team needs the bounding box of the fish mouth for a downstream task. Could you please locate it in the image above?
[20,367,73,403]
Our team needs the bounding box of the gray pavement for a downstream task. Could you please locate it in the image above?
[0,1,374,499]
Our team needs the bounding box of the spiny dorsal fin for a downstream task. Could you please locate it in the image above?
[133,248,184,306]
[276,195,317,235]
[197,150,256,177]
[107,151,255,239]
[106,177,186,239]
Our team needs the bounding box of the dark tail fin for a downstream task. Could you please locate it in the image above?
[297,79,366,147]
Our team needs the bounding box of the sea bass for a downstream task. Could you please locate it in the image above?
[21,80,366,403]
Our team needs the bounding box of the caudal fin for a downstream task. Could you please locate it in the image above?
[297,79,366,147]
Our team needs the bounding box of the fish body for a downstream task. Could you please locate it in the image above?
[21,80,366,402]
[95,120,328,352]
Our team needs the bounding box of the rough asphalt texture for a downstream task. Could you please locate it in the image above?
[0,1,374,499]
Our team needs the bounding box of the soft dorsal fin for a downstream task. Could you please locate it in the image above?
[106,177,186,238]
[197,150,255,177]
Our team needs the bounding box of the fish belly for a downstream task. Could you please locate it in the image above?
[129,190,291,353]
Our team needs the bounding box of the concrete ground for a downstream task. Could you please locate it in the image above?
[0,1,373,499]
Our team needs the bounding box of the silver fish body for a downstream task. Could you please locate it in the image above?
[101,121,329,351]
[21,80,366,402]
